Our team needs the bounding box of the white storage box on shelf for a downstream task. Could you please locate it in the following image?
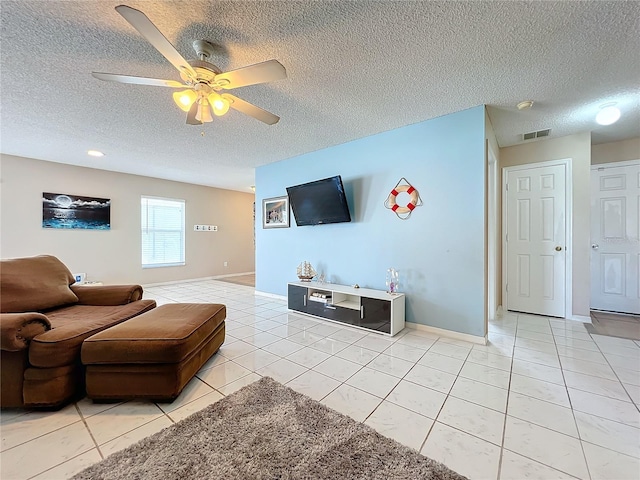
[287,282,405,336]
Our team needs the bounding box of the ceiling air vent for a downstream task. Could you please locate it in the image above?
[523,129,551,141]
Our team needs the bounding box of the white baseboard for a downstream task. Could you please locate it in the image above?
[405,322,487,345]
[255,290,287,301]
[495,305,591,325]
[214,271,255,279]
[144,272,255,288]
[567,314,592,324]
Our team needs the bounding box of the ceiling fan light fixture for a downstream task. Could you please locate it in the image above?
[94,6,287,126]
[595,104,621,125]
[208,93,230,116]
[195,100,214,123]
[173,89,197,112]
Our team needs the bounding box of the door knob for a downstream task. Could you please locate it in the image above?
[555,246,562,251]
[592,244,599,250]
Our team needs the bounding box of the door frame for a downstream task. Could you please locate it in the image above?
[487,143,498,323]
[590,158,640,313]
[502,158,573,319]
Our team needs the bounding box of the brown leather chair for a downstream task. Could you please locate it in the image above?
[0,255,156,409]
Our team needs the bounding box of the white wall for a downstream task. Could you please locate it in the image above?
[499,133,591,318]
[592,137,640,165]
[256,106,488,338]
[0,155,255,284]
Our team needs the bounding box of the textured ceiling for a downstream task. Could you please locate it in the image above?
[1,1,638,192]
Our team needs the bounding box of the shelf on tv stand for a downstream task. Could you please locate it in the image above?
[287,282,405,336]
[333,299,360,310]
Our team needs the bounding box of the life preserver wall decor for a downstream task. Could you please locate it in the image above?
[384,177,423,219]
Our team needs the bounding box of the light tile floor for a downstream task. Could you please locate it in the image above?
[1,279,639,479]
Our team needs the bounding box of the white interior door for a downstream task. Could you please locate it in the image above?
[590,161,640,314]
[505,163,567,317]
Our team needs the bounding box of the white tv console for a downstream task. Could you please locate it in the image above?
[287,282,405,336]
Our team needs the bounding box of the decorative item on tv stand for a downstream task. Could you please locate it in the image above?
[386,267,399,294]
[297,261,316,282]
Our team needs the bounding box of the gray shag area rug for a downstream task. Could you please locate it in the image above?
[72,377,467,480]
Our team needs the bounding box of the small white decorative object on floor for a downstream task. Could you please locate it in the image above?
[297,261,316,282]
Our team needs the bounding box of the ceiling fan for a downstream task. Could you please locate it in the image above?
[92,5,287,125]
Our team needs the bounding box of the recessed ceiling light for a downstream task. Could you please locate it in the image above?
[595,104,621,126]
[516,100,534,110]
[87,150,105,157]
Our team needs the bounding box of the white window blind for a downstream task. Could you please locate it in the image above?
[141,196,185,268]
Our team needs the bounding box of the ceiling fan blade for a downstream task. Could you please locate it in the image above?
[186,101,202,125]
[222,94,280,125]
[214,60,286,90]
[115,5,197,81]
[92,72,186,88]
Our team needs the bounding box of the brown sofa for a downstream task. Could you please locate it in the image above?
[0,255,156,409]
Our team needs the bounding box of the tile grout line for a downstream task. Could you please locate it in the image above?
[415,341,472,457]
[18,404,102,480]
[359,341,438,449]
[495,316,517,480]
[509,314,591,479]
[74,402,104,461]
[0,410,86,456]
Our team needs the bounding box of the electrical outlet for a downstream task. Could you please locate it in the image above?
[224,261,228,267]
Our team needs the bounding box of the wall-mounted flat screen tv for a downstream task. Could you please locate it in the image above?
[286,175,351,226]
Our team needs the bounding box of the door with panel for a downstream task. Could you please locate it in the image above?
[590,161,640,314]
[360,297,391,334]
[505,163,567,317]
[288,284,307,311]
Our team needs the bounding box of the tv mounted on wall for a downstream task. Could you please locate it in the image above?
[286,175,351,226]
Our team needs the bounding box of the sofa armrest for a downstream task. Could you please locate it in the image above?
[1,313,51,351]
[70,285,144,306]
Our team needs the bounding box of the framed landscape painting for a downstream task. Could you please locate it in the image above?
[262,196,289,228]
[42,192,111,230]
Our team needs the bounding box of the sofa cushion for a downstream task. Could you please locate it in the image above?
[0,255,78,313]
[28,300,156,368]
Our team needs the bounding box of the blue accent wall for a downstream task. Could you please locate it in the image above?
[256,106,486,337]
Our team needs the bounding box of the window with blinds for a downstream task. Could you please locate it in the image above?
[141,196,185,268]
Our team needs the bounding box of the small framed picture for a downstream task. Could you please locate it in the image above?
[262,196,290,229]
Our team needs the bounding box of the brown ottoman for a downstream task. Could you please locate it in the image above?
[81,303,225,401]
